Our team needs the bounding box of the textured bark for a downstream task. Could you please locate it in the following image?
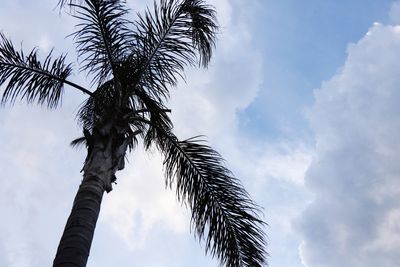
[53,130,116,266]
[53,120,129,266]
[53,175,105,267]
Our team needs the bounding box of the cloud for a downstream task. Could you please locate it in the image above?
[0,0,75,50]
[0,105,86,266]
[389,1,400,24]
[299,21,400,267]
[100,148,188,250]
[168,0,261,139]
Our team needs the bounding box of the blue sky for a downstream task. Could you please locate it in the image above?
[1,1,400,267]
[241,0,394,141]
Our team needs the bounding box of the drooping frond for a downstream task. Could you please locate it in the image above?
[130,0,218,101]
[133,89,173,149]
[181,0,219,67]
[0,32,75,108]
[70,0,133,85]
[160,134,267,267]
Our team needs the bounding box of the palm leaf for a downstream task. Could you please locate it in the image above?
[77,79,118,130]
[160,134,267,267]
[130,0,218,102]
[77,78,145,154]
[70,136,87,148]
[58,0,82,7]
[134,89,173,149]
[0,32,75,108]
[69,0,134,85]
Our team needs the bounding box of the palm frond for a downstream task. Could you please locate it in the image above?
[160,134,267,267]
[77,79,117,130]
[77,78,145,153]
[181,0,218,67]
[70,136,87,148]
[130,0,218,102]
[58,0,81,8]
[133,88,173,149]
[70,0,133,85]
[0,32,73,108]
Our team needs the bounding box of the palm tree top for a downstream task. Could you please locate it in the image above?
[0,0,267,266]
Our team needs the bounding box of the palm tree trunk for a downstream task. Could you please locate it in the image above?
[52,175,105,267]
[53,128,119,267]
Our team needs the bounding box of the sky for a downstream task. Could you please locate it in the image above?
[0,0,400,267]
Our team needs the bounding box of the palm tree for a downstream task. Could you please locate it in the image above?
[0,0,267,266]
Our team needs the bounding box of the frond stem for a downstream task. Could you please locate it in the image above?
[123,108,171,119]
[0,62,93,96]
[133,5,184,94]
[92,3,119,80]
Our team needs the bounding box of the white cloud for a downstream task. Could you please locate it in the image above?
[168,0,262,140]
[239,139,312,267]
[299,21,400,267]
[101,148,188,249]
[255,143,312,186]
[0,1,75,49]
[0,105,84,266]
[38,34,53,53]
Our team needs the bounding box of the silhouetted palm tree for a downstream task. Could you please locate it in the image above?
[0,0,267,266]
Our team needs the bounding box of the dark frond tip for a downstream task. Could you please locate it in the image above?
[70,136,87,148]
[159,134,268,266]
[57,0,83,10]
[181,0,218,67]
